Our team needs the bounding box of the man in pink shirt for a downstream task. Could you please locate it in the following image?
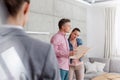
[51,18,74,80]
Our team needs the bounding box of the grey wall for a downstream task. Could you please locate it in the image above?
[25,0,87,44]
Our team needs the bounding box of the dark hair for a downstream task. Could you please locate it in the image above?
[3,0,30,17]
[68,28,81,39]
[71,28,81,33]
[58,18,71,29]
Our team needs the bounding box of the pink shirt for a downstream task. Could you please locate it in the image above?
[51,31,70,70]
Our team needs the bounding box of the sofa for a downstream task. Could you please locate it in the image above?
[78,57,120,80]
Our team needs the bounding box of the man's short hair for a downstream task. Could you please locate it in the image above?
[58,18,71,29]
[3,0,30,17]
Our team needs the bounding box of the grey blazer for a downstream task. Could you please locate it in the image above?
[0,26,61,80]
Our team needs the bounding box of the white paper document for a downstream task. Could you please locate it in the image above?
[70,46,90,59]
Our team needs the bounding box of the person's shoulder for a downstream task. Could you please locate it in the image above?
[77,38,83,45]
[51,32,62,40]
[21,35,52,54]
[28,36,51,49]
[77,38,82,41]
[23,36,54,69]
[53,32,62,37]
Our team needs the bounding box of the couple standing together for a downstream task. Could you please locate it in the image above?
[51,18,85,80]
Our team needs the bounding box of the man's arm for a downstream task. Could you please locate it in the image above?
[51,37,69,58]
[41,45,61,80]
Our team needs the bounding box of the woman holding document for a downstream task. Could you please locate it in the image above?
[68,28,85,80]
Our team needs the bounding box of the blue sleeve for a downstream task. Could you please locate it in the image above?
[77,38,83,46]
[68,39,73,51]
[77,38,83,61]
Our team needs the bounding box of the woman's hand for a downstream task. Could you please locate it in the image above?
[69,51,74,56]
[69,50,77,56]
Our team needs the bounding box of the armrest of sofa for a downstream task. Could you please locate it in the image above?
[109,58,120,73]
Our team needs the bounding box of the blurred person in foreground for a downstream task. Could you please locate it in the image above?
[0,0,61,80]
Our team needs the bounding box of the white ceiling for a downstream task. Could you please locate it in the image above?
[83,0,113,4]
[76,0,120,7]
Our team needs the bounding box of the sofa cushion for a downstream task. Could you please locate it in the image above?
[94,62,105,72]
[82,56,90,63]
[110,58,120,73]
[89,57,110,72]
[84,62,97,74]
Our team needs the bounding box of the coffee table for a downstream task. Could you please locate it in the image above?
[92,73,120,80]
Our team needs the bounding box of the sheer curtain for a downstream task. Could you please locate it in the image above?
[104,6,120,58]
[104,7,116,58]
[115,6,120,57]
